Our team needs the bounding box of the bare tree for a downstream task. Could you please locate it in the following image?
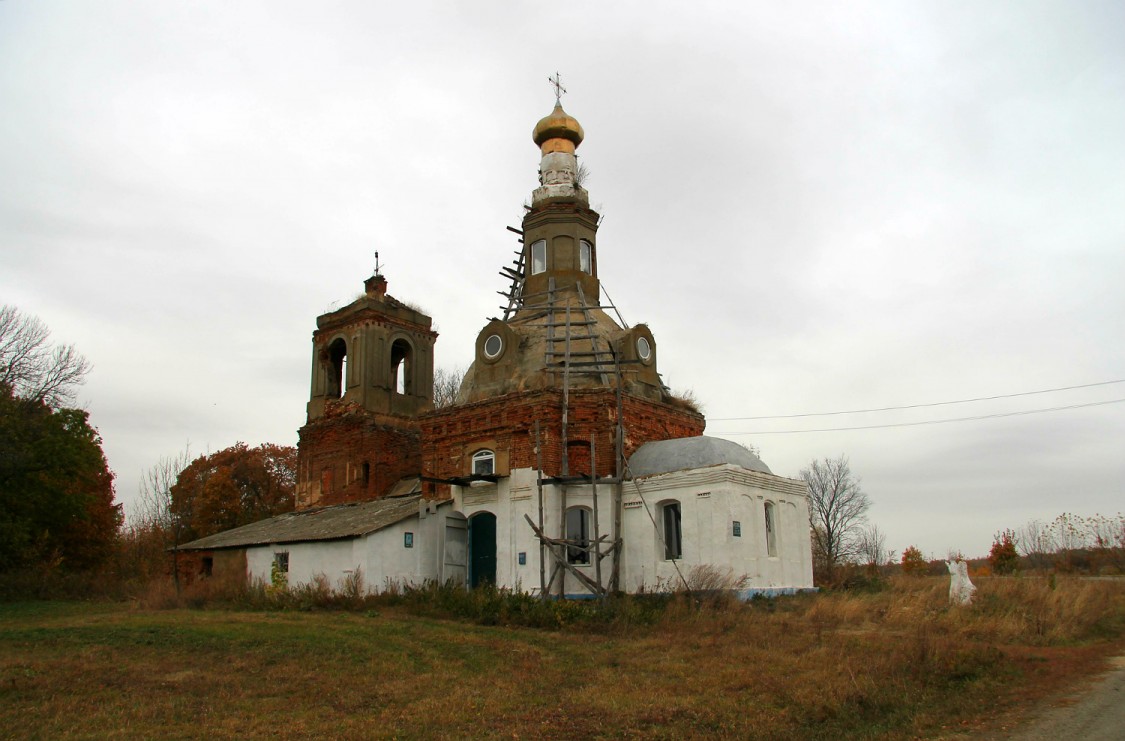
[801,455,870,581]
[1016,519,1055,571]
[432,365,464,408]
[857,524,894,573]
[0,305,91,408]
[131,445,194,533]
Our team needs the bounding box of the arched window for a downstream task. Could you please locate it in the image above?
[579,240,592,274]
[565,507,591,565]
[390,339,412,395]
[530,240,547,275]
[471,449,495,476]
[662,501,682,560]
[764,502,777,557]
[326,337,347,399]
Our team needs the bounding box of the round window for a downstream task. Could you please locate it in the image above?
[483,334,504,359]
[636,336,652,362]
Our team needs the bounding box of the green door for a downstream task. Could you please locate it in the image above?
[468,512,497,588]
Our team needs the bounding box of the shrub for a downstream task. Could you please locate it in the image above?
[901,546,927,575]
[989,529,1020,574]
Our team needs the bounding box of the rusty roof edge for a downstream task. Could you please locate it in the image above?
[174,495,438,552]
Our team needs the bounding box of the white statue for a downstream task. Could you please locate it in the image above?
[946,560,976,606]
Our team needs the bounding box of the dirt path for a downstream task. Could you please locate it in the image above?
[980,655,1125,740]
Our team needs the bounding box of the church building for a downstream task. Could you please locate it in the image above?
[177,94,814,597]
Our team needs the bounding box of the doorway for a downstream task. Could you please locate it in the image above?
[468,512,497,588]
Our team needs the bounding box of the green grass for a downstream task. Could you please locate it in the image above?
[1,577,1123,740]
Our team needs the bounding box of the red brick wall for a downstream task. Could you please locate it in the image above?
[420,388,704,494]
[296,401,422,509]
[297,388,705,506]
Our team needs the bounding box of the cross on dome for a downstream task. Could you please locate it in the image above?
[548,72,567,105]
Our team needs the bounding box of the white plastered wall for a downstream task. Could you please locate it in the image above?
[453,464,814,596]
[620,464,813,592]
[453,467,621,597]
[244,500,453,592]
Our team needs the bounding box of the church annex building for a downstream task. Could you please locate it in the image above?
[177,97,814,598]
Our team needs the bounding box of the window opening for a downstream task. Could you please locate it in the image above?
[764,502,777,557]
[362,462,370,486]
[566,507,591,565]
[201,557,213,577]
[662,502,682,560]
[732,521,741,538]
[271,552,289,589]
[636,336,652,362]
[472,449,495,476]
[327,338,347,399]
[579,240,592,274]
[530,240,547,275]
[390,339,412,395]
[483,334,503,359]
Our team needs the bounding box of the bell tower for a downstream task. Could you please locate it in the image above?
[297,269,437,508]
[305,270,436,420]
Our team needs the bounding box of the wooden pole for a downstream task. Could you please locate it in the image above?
[559,305,571,598]
[611,353,625,592]
[535,420,546,599]
[591,433,603,599]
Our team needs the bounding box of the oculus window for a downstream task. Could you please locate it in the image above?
[530,240,547,275]
[636,336,652,362]
[483,334,504,359]
[662,501,682,560]
[472,449,495,476]
[565,507,591,565]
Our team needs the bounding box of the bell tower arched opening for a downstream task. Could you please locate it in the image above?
[326,337,347,399]
[391,338,413,395]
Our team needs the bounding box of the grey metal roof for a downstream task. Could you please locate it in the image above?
[176,494,426,551]
[627,436,772,478]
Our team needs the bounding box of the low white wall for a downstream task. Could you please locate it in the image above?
[244,501,453,593]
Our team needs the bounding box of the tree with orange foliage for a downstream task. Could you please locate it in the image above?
[169,443,296,543]
[901,545,927,576]
[989,529,1020,574]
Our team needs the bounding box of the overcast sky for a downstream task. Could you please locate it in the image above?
[2,1,1122,560]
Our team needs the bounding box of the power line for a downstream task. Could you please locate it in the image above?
[712,398,1125,435]
[708,379,1125,422]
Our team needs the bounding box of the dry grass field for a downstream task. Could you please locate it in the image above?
[1,576,1122,740]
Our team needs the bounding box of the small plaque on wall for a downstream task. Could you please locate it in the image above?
[404,532,414,548]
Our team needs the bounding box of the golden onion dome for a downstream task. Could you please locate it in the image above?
[532,103,584,150]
